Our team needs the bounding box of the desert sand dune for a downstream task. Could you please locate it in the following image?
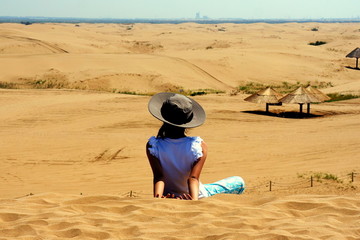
[1,22,360,93]
[0,193,359,239]
[0,23,360,239]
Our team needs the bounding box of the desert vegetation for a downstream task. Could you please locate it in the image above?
[309,41,327,46]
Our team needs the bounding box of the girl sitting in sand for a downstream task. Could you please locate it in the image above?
[146,92,245,200]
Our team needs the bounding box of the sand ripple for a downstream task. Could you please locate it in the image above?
[0,193,359,240]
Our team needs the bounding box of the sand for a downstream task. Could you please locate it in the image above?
[0,22,359,239]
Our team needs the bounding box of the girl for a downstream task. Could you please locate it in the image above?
[146,92,245,200]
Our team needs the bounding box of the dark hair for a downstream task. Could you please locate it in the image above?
[157,123,186,139]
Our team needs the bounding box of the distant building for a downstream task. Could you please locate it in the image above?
[195,12,200,19]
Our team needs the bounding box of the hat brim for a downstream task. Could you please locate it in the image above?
[148,92,206,128]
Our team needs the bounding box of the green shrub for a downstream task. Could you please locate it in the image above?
[300,172,342,183]
[237,82,265,94]
[29,79,70,89]
[326,93,359,102]
[116,91,150,96]
[185,89,224,96]
[309,41,327,46]
[0,81,17,89]
[190,91,207,96]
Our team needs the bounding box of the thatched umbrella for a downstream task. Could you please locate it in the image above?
[346,47,360,69]
[244,87,283,112]
[279,86,321,114]
[305,85,330,102]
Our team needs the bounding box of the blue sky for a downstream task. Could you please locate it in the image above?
[1,0,360,19]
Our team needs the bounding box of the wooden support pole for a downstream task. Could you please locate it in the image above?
[266,103,269,112]
[351,172,354,182]
[307,103,311,114]
[356,58,359,69]
[299,103,303,113]
[311,176,313,187]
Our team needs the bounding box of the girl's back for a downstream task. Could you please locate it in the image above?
[148,136,203,196]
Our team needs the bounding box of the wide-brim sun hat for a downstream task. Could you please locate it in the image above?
[148,92,206,128]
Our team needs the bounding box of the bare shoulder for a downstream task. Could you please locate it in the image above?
[201,140,207,150]
[200,140,208,156]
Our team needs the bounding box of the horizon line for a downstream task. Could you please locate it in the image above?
[1,16,360,24]
[1,15,360,20]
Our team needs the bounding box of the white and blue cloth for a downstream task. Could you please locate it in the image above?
[148,136,245,199]
[200,176,245,198]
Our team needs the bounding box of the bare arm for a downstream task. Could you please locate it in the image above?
[146,142,164,198]
[187,141,208,200]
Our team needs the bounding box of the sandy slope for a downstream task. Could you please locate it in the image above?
[0,89,359,239]
[0,193,359,240]
[1,22,360,93]
[1,23,360,239]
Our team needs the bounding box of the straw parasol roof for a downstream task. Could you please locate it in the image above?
[279,86,320,104]
[305,86,330,102]
[279,86,321,114]
[346,47,360,69]
[244,87,283,112]
[244,87,283,104]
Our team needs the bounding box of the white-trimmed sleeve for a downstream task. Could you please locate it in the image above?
[190,137,204,161]
[147,136,159,159]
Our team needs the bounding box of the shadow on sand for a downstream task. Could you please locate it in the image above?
[242,110,323,119]
[345,66,360,71]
